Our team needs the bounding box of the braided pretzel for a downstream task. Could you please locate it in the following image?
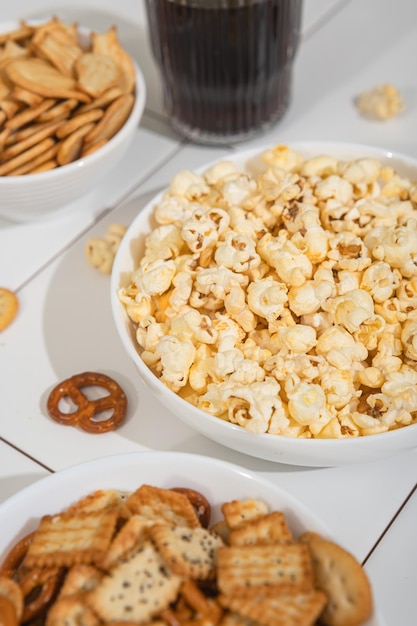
[47,371,127,433]
[171,487,211,528]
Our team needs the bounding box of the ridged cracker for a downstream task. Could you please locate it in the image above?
[300,532,373,626]
[58,565,103,599]
[218,589,327,626]
[85,541,182,622]
[229,511,293,546]
[150,523,224,580]
[67,489,130,514]
[24,508,118,568]
[45,596,100,626]
[217,543,314,596]
[221,499,269,530]
[101,516,154,570]
[125,484,201,528]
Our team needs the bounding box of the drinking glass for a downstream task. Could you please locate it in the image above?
[145,0,303,145]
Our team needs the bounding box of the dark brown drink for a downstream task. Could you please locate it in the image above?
[145,0,303,144]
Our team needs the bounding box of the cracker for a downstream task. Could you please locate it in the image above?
[228,511,293,546]
[5,58,90,102]
[56,122,95,166]
[8,86,43,107]
[58,565,103,599]
[0,575,23,620]
[4,96,56,130]
[27,159,57,174]
[75,52,121,98]
[8,143,58,176]
[45,596,100,626]
[36,98,79,122]
[300,532,373,626]
[83,93,133,144]
[219,612,261,626]
[85,541,182,622]
[218,589,327,626]
[76,86,123,115]
[91,26,136,94]
[67,489,130,514]
[101,516,153,570]
[150,523,225,579]
[81,138,107,158]
[217,543,314,596]
[0,137,56,175]
[33,30,82,78]
[55,108,104,139]
[125,484,201,528]
[1,118,63,159]
[24,508,119,568]
[0,288,18,331]
[221,499,269,530]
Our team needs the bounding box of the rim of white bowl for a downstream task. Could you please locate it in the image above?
[0,20,146,184]
[110,141,417,458]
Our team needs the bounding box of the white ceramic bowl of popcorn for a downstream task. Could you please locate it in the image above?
[0,19,146,222]
[111,141,417,467]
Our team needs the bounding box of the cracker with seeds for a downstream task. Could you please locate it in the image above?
[150,523,225,580]
[229,511,293,546]
[219,589,327,626]
[85,541,182,622]
[125,484,201,528]
[300,532,373,626]
[217,543,314,596]
[24,508,118,568]
[221,499,269,530]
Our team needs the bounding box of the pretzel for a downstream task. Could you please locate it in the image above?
[46,371,127,433]
[0,596,18,626]
[0,533,35,579]
[19,566,63,623]
[171,487,211,528]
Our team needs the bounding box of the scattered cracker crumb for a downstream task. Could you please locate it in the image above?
[355,83,404,120]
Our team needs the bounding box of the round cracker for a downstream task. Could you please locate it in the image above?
[300,532,373,626]
[0,288,19,331]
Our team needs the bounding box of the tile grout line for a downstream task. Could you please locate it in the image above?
[0,437,54,473]
[302,0,354,41]
[361,481,417,566]
[13,142,186,294]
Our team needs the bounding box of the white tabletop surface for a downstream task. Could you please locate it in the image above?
[1,1,416,624]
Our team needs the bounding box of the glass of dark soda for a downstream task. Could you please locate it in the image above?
[145,0,303,145]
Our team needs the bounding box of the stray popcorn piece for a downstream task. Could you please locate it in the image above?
[119,144,417,440]
[356,83,404,120]
[86,223,126,274]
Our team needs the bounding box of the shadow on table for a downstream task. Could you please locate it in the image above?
[40,189,316,476]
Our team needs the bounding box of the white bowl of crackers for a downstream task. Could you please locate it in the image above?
[0,17,146,222]
[111,141,417,467]
[0,451,381,625]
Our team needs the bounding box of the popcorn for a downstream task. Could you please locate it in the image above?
[356,83,404,121]
[120,145,417,439]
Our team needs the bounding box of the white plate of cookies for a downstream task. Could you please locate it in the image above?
[0,451,382,625]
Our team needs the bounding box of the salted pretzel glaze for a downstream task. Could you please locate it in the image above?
[46,371,127,433]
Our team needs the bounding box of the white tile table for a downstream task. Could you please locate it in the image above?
[1,1,416,624]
